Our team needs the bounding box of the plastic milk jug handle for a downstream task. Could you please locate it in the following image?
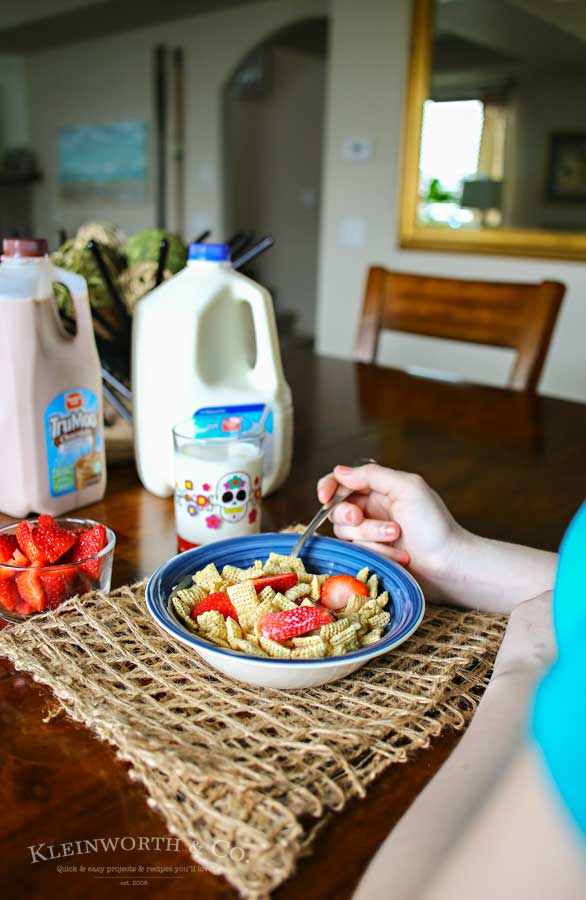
[236,277,283,389]
[55,269,93,344]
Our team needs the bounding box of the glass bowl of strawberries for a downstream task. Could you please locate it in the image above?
[0,515,115,622]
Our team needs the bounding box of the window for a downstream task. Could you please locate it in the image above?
[417,99,484,227]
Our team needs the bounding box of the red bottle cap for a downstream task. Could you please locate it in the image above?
[2,238,48,258]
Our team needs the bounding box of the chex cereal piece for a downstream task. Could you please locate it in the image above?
[345,593,369,615]
[226,616,243,647]
[284,583,311,602]
[376,591,390,609]
[194,563,222,591]
[239,562,265,580]
[297,572,314,584]
[259,636,292,658]
[329,633,359,655]
[233,638,268,657]
[309,575,321,601]
[226,581,258,631]
[337,612,366,635]
[197,609,228,642]
[330,623,360,654]
[291,642,328,659]
[262,554,290,575]
[170,596,199,633]
[272,592,297,612]
[356,566,369,583]
[300,598,314,607]
[171,594,192,620]
[367,610,391,631]
[175,583,207,606]
[254,596,278,624]
[357,599,380,624]
[258,586,276,604]
[221,565,246,585]
[200,633,231,649]
[320,618,354,639]
[367,574,379,598]
[291,634,328,652]
[266,553,306,577]
[360,628,384,647]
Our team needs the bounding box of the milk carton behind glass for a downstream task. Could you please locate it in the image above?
[0,239,106,517]
[132,242,293,497]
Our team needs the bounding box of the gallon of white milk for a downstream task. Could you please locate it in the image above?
[0,238,106,517]
[132,242,293,498]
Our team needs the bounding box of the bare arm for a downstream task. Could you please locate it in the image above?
[432,530,558,614]
[416,746,586,900]
[353,590,557,900]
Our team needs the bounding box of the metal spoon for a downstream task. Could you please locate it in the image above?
[289,458,377,559]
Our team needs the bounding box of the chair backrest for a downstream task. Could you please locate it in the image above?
[355,267,565,392]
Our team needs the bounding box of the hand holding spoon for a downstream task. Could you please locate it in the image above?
[289,458,377,559]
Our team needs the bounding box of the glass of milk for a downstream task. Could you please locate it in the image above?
[172,419,264,550]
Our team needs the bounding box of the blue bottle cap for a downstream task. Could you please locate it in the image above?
[188,242,231,262]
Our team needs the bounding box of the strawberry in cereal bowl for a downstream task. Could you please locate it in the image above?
[146,533,424,688]
[0,516,115,622]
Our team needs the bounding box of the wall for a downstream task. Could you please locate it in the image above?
[225,45,326,337]
[26,0,327,246]
[317,0,586,401]
[23,0,586,401]
[0,53,29,148]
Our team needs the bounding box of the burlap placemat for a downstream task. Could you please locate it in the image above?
[0,580,506,898]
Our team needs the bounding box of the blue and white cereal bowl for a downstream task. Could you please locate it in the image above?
[146,533,425,689]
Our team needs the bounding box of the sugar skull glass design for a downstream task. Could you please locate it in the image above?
[217,472,251,522]
[173,420,263,550]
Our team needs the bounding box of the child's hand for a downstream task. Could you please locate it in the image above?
[317,463,558,612]
[317,463,468,600]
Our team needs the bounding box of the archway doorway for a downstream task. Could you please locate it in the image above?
[223,17,329,340]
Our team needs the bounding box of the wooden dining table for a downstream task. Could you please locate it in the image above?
[2,340,585,899]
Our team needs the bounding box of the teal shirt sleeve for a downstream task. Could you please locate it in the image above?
[530,502,586,839]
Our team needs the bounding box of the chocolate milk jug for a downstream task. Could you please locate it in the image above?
[0,238,106,517]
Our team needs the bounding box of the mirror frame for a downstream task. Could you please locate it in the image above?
[399,0,586,261]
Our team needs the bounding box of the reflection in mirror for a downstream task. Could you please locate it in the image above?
[416,0,586,237]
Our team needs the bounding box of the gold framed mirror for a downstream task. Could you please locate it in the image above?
[400,0,586,261]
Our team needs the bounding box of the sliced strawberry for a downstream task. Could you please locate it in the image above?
[258,606,333,642]
[15,568,46,612]
[0,534,18,563]
[191,591,237,620]
[37,514,57,530]
[15,521,47,563]
[34,525,76,564]
[0,545,29,579]
[320,574,369,611]
[0,579,20,612]
[40,569,77,609]
[15,596,34,616]
[251,572,298,594]
[71,525,107,579]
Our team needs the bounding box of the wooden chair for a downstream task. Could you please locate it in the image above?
[355,267,565,392]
